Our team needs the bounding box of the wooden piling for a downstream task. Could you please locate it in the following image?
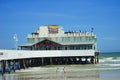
[29,59,32,67]
[50,57,52,65]
[23,59,26,69]
[42,57,44,65]
[7,60,11,73]
[91,57,95,64]
[79,57,82,64]
[1,60,5,75]
[25,59,28,68]
[18,59,21,70]
[13,60,16,72]
[97,57,99,63]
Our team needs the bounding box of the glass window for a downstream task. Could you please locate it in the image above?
[56,37,58,41]
[65,46,67,50]
[79,37,82,41]
[71,37,74,42]
[68,37,70,42]
[82,37,85,42]
[74,37,77,42]
[76,45,80,50]
[86,37,89,42]
[62,37,64,42]
[70,46,74,50]
[76,37,79,42]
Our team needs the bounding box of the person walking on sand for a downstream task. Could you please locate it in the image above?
[63,67,66,74]
[56,67,59,73]
[63,67,67,80]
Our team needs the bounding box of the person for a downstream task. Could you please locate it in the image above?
[63,67,66,74]
[56,67,59,73]
[63,67,67,80]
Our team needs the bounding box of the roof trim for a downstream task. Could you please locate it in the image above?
[19,38,94,47]
[19,38,62,47]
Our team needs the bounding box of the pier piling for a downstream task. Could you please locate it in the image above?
[13,60,16,72]
[7,60,11,73]
[1,60,5,75]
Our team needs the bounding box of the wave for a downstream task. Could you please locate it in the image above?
[99,59,120,63]
[98,57,120,68]
[97,63,120,67]
[99,57,120,63]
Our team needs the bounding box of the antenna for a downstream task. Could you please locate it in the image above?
[13,34,18,50]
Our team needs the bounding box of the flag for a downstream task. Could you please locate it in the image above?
[13,34,18,41]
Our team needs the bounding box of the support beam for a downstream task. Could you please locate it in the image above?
[1,60,5,75]
[50,57,52,65]
[7,60,11,73]
[13,60,16,72]
[23,59,26,69]
[41,57,44,65]
[18,60,21,70]
[91,57,95,64]
[97,57,99,63]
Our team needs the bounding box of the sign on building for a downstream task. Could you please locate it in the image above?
[49,25,58,34]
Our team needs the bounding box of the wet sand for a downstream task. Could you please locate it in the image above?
[0,65,120,80]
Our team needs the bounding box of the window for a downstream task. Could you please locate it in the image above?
[62,37,64,42]
[65,47,67,50]
[70,46,74,50]
[56,37,58,41]
[79,37,82,42]
[86,37,89,42]
[76,46,80,50]
[68,37,70,42]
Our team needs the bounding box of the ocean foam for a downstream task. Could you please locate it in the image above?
[99,57,120,63]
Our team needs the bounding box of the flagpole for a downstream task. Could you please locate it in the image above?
[13,34,18,50]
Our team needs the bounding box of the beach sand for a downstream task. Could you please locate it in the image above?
[1,65,120,80]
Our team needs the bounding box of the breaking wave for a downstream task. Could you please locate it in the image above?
[99,57,120,62]
[98,56,120,68]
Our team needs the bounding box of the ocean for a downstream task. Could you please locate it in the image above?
[0,52,120,80]
[99,52,120,78]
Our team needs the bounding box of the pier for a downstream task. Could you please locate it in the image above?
[0,49,99,75]
[0,25,100,75]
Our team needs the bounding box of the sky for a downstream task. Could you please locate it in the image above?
[0,0,120,52]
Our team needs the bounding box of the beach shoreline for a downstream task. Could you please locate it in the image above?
[0,63,120,80]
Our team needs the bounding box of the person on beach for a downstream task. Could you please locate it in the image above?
[56,67,59,73]
[63,67,66,74]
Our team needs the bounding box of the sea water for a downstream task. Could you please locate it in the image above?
[0,52,120,80]
[99,52,120,78]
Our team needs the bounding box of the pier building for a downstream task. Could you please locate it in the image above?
[0,25,99,74]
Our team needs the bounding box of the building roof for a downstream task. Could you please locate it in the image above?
[19,38,94,47]
[61,42,94,45]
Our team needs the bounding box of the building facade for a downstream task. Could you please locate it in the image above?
[20,25,97,51]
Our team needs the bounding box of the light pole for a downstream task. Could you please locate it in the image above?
[13,34,18,50]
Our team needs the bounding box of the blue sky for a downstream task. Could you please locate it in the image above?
[0,0,120,52]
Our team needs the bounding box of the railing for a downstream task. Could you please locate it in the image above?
[27,32,96,38]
